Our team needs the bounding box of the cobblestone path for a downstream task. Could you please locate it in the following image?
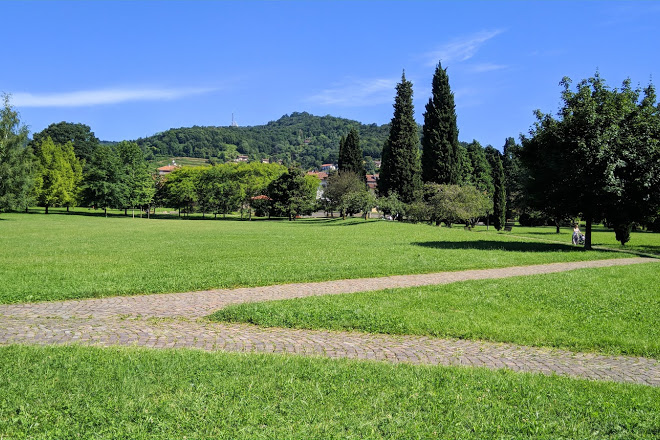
[1,257,658,386]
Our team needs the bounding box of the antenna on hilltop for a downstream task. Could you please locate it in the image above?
[231,113,239,127]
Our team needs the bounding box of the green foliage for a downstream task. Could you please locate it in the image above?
[267,168,317,220]
[465,140,494,195]
[323,171,368,218]
[0,214,629,303]
[116,141,155,214]
[81,145,127,214]
[502,137,524,219]
[338,127,366,179]
[31,121,100,165]
[0,95,33,213]
[3,345,659,439]
[425,183,493,227]
[162,167,200,216]
[136,112,390,169]
[421,62,462,185]
[212,263,660,358]
[379,72,422,204]
[485,146,506,230]
[520,74,660,247]
[32,137,82,213]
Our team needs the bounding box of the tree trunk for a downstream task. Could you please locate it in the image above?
[132,206,135,218]
[585,215,593,250]
[556,222,560,234]
[66,206,70,213]
[104,207,107,217]
[45,205,49,214]
[124,208,127,216]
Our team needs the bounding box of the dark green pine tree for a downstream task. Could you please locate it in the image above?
[379,72,421,204]
[338,128,366,180]
[485,146,506,230]
[421,62,461,184]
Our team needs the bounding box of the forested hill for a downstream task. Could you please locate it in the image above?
[135,112,391,170]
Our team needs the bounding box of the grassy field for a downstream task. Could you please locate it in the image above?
[149,156,211,169]
[1,345,658,439]
[506,224,660,255]
[211,263,660,358]
[0,211,633,304]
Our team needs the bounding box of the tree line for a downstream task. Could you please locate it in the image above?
[1,63,658,248]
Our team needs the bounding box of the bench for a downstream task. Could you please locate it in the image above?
[504,221,515,232]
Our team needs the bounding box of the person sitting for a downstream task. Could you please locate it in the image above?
[572,224,584,245]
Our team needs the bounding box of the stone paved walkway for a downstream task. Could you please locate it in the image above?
[1,257,659,386]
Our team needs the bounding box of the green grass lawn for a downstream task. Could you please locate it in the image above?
[0,211,633,304]
[505,224,660,255]
[1,345,658,439]
[210,263,660,358]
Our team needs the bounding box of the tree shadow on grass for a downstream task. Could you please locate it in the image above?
[413,240,619,253]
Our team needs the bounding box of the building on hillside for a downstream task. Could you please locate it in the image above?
[158,160,179,175]
[307,171,329,199]
[235,155,249,162]
[374,160,382,169]
[366,174,378,192]
[261,158,270,164]
[320,163,336,172]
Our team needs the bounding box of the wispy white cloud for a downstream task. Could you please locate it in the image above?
[425,30,504,66]
[11,87,218,107]
[307,78,398,107]
[467,63,508,73]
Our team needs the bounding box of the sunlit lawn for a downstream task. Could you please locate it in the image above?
[0,210,632,303]
[1,345,658,439]
[211,262,660,358]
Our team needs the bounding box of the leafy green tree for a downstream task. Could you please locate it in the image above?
[0,94,33,213]
[421,62,461,185]
[268,168,317,220]
[379,72,422,205]
[520,74,660,247]
[32,137,82,214]
[338,128,366,180]
[81,145,127,216]
[485,146,506,230]
[235,162,286,220]
[425,183,492,227]
[465,141,493,195]
[324,171,367,219]
[31,121,100,165]
[377,193,406,220]
[116,141,155,217]
[163,167,199,217]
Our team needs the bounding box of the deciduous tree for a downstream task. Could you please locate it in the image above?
[0,95,33,213]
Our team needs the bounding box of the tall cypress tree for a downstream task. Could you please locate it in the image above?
[379,71,421,204]
[338,128,365,180]
[485,146,506,230]
[421,62,461,184]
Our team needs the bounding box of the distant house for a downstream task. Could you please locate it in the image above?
[235,155,249,162]
[320,163,336,172]
[366,174,378,192]
[307,171,329,199]
[158,160,179,175]
[374,160,382,169]
[261,158,270,164]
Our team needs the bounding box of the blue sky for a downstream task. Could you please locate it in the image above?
[3,1,659,149]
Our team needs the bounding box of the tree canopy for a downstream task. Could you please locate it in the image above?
[421,62,461,185]
[0,95,33,213]
[379,72,422,205]
[520,73,660,247]
[31,121,100,165]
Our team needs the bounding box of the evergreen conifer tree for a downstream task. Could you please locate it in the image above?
[485,146,506,230]
[421,62,461,184]
[379,72,421,204]
[338,128,366,180]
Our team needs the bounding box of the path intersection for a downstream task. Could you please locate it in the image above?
[1,257,658,386]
